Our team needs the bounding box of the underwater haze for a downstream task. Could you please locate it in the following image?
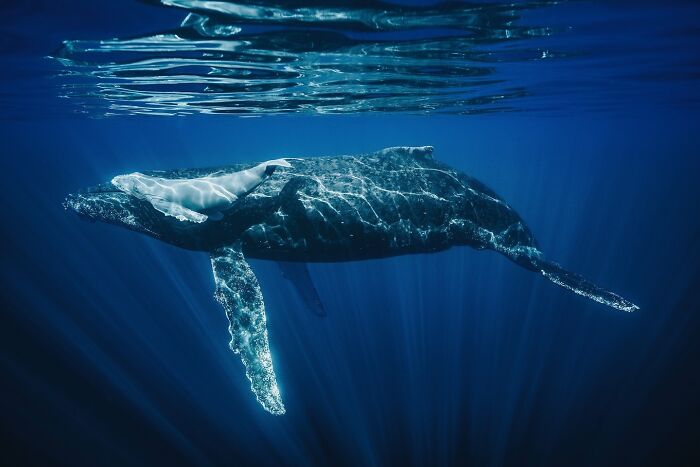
[1,0,700,466]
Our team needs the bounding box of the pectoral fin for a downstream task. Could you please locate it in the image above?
[149,197,208,223]
[277,261,326,317]
[211,244,285,415]
[266,158,292,169]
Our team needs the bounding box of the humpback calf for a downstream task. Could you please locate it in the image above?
[65,146,638,415]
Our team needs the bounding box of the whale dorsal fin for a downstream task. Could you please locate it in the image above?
[211,244,285,415]
[376,146,433,159]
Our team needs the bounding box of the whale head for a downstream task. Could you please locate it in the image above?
[64,177,258,251]
[64,180,168,238]
[63,177,218,250]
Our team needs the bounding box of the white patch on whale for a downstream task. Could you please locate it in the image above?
[111,159,292,223]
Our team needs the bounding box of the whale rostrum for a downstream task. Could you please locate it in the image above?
[65,146,638,415]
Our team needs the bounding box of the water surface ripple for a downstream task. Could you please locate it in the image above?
[52,0,565,116]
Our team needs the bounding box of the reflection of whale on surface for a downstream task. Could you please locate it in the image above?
[64,146,638,415]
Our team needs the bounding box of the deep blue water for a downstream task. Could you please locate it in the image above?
[2,1,700,466]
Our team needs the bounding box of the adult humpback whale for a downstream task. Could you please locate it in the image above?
[64,146,638,415]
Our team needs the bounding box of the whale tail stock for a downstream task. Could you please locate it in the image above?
[527,257,639,312]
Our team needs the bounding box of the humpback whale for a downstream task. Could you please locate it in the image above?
[64,146,638,415]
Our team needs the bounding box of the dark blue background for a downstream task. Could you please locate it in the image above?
[1,1,700,466]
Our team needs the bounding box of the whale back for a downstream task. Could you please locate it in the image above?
[232,147,540,261]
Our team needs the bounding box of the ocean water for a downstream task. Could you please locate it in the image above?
[1,1,700,466]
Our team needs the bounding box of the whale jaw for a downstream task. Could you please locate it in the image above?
[63,184,167,239]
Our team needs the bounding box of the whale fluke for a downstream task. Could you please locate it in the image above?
[537,260,639,312]
[211,244,285,415]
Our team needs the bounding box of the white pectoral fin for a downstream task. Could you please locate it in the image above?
[266,158,292,169]
[148,197,208,223]
[227,158,294,198]
[211,244,285,415]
